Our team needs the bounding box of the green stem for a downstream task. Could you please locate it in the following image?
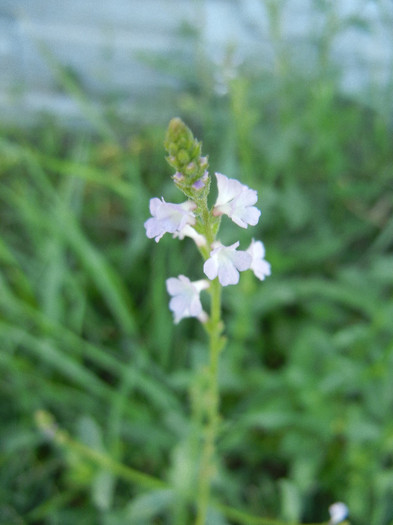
[35,410,165,490]
[195,276,224,525]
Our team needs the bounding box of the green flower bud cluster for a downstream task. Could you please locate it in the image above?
[164,118,210,201]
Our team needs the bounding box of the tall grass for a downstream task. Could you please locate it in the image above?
[1,2,393,524]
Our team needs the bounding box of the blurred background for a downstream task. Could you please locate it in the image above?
[1,1,393,524]
[1,0,393,124]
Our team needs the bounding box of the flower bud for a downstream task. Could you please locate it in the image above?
[164,118,210,195]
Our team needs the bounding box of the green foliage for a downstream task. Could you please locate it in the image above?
[1,5,393,524]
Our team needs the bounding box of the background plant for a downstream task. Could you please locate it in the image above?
[1,2,393,524]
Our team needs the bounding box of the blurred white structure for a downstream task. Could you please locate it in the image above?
[1,0,392,125]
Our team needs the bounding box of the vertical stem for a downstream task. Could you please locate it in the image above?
[195,277,224,525]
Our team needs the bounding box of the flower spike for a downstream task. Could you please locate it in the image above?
[145,119,271,325]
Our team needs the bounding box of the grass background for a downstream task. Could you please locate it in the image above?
[1,4,393,524]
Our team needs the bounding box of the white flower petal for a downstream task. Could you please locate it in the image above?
[214,172,243,206]
[329,502,348,524]
[203,241,251,286]
[144,198,196,242]
[247,239,271,281]
[174,224,207,247]
[203,257,219,281]
[218,258,240,286]
[166,276,185,295]
[232,250,252,272]
[166,275,209,323]
[213,173,261,229]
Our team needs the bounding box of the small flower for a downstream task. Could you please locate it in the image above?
[173,172,185,183]
[329,502,349,524]
[166,275,209,324]
[203,241,251,286]
[200,156,208,169]
[213,172,261,228]
[192,171,209,190]
[246,239,271,281]
[144,198,196,242]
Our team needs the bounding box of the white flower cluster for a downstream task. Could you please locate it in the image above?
[144,172,271,323]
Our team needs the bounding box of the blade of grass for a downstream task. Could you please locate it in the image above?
[0,275,182,414]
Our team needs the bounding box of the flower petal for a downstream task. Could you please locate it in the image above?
[213,173,261,228]
[217,258,240,286]
[329,502,348,524]
[246,239,271,281]
[144,198,196,242]
[203,257,219,281]
[166,275,209,323]
[203,241,251,286]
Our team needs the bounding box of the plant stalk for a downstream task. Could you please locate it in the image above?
[195,276,224,525]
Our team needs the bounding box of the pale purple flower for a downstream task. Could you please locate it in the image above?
[213,172,261,228]
[246,239,271,281]
[329,502,348,524]
[203,241,251,286]
[192,171,209,190]
[144,198,196,242]
[173,172,185,183]
[166,275,209,324]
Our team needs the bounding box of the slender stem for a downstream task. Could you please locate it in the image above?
[195,276,224,525]
[35,410,165,490]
